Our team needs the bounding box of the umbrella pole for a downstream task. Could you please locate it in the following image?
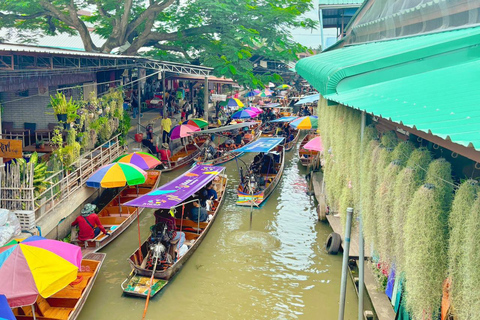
[32,304,37,320]
[137,209,143,261]
[249,187,254,230]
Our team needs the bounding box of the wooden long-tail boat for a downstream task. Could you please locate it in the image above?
[122,165,227,286]
[71,170,161,256]
[160,136,207,172]
[299,133,319,167]
[236,138,285,207]
[12,252,105,320]
[194,122,261,166]
[284,128,300,152]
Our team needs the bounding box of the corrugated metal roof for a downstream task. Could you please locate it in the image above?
[319,0,364,9]
[324,59,480,149]
[296,26,480,95]
[296,26,480,150]
[0,42,139,59]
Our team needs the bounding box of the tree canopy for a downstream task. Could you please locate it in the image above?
[0,0,317,86]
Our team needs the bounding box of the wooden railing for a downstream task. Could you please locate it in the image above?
[34,134,125,221]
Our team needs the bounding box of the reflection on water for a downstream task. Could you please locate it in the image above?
[78,138,358,320]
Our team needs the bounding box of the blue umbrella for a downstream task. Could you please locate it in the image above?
[0,295,16,320]
[244,91,258,97]
[231,109,257,119]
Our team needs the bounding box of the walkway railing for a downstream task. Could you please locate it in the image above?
[34,134,125,221]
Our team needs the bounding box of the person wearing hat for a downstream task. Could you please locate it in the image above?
[71,204,108,241]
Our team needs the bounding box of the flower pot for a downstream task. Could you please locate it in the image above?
[63,122,71,130]
[57,114,67,122]
[75,118,81,125]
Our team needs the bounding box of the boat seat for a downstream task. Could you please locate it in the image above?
[175,218,208,230]
[50,274,92,299]
[34,296,72,319]
[99,216,127,226]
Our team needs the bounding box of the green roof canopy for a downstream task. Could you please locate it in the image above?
[296,26,480,150]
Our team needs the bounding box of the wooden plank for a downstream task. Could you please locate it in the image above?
[363,261,396,320]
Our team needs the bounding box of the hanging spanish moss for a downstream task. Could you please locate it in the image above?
[404,184,448,320]
[447,180,478,319]
[362,142,382,245]
[392,148,432,272]
[380,131,398,149]
[456,193,480,319]
[425,158,454,223]
[339,184,354,225]
[376,161,402,263]
[391,141,415,165]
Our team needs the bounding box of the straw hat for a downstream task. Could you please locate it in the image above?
[162,143,169,149]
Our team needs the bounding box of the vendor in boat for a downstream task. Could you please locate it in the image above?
[71,204,108,241]
[234,132,245,146]
[190,201,209,222]
[287,132,295,143]
[159,143,171,163]
[153,209,187,257]
[261,153,277,174]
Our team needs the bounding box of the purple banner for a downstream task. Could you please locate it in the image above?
[124,165,225,209]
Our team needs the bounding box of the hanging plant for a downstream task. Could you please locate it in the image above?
[392,148,432,271]
[425,158,454,219]
[391,141,415,165]
[361,141,381,245]
[447,180,478,319]
[404,184,448,320]
[456,193,480,319]
[376,161,402,263]
[380,130,398,149]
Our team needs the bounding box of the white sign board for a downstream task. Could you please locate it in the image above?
[211,94,227,101]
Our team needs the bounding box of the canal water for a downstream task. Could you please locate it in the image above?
[78,138,358,320]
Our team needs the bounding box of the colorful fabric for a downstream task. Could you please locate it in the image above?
[227,98,244,107]
[0,294,16,320]
[385,266,396,300]
[86,163,147,188]
[395,294,411,320]
[114,152,161,170]
[304,136,324,152]
[235,137,284,153]
[161,118,172,133]
[125,165,225,209]
[169,124,200,140]
[289,116,318,130]
[0,236,81,308]
[231,109,257,119]
[392,272,404,312]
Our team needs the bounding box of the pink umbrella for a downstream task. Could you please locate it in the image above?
[170,124,200,140]
[303,136,324,152]
[247,106,263,114]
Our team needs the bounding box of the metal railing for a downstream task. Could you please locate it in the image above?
[34,134,125,221]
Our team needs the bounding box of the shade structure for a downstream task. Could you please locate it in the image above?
[231,109,257,119]
[244,91,258,97]
[0,236,82,308]
[86,162,147,188]
[295,94,320,105]
[247,106,263,114]
[114,152,161,170]
[268,82,275,88]
[169,124,200,140]
[256,89,273,97]
[219,100,228,107]
[276,84,291,90]
[226,98,244,108]
[0,295,16,320]
[182,118,208,129]
[290,116,318,129]
[303,136,324,152]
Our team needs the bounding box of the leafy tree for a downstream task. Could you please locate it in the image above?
[0,0,316,86]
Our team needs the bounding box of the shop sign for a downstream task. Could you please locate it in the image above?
[0,139,22,158]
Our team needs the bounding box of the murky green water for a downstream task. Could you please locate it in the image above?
[78,138,358,320]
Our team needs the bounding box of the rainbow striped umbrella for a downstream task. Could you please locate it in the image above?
[0,294,15,320]
[182,118,209,129]
[0,236,82,308]
[289,116,318,130]
[227,98,244,108]
[169,124,200,140]
[256,89,273,97]
[114,152,161,170]
[276,84,291,90]
[86,163,147,188]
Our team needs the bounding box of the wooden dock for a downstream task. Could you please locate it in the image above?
[311,171,395,320]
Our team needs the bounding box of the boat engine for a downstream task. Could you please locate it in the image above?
[147,222,174,269]
[245,173,258,194]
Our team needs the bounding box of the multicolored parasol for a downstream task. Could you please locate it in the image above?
[169,124,200,140]
[303,136,324,152]
[256,89,273,97]
[276,84,291,90]
[290,116,318,130]
[244,91,258,97]
[86,163,147,188]
[114,152,161,170]
[226,98,244,108]
[0,236,82,308]
[247,106,263,114]
[182,118,208,129]
[231,109,257,119]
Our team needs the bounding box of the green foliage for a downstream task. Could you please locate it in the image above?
[404,185,448,320]
[362,142,381,245]
[0,0,317,88]
[456,194,480,319]
[425,158,454,217]
[47,92,78,119]
[391,141,415,165]
[406,147,432,181]
[380,131,398,149]
[448,180,478,318]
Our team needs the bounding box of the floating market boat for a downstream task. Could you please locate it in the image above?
[299,133,319,166]
[236,137,285,207]
[70,170,161,255]
[284,128,300,152]
[161,136,208,172]
[12,252,105,320]
[194,122,261,166]
[122,165,227,290]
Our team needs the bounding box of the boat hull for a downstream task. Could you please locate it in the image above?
[299,133,320,167]
[127,174,228,280]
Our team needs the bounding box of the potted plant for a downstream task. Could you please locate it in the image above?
[48,92,68,122]
[36,139,45,150]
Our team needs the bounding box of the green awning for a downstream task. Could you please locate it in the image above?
[296,27,480,96]
[296,26,480,150]
[319,0,363,6]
